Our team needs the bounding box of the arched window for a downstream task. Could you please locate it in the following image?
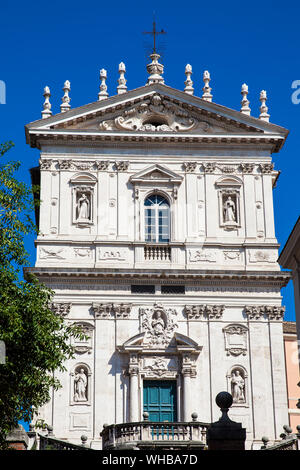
[144,195,170,243]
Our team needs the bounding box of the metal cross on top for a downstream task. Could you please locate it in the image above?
[143,20,166,54]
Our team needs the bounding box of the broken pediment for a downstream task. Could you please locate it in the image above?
[117,331,202,355]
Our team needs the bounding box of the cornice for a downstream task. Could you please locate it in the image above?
[27,130,285,153]
[24,267,291,287]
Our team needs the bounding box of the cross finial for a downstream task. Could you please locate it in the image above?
[42,86,52,119]
[143,19,166,54]
[60,80,71,113]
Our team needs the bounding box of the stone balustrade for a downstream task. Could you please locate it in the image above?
[100,420,209,450]
[144,244,171,261]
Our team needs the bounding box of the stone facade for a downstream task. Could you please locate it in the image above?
[283,321,300,432]
[25,58,290,450]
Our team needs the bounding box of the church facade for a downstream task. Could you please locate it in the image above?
[25,54,290,449]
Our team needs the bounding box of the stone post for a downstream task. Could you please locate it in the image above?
[5,425,29,450]
[207,392,246,450]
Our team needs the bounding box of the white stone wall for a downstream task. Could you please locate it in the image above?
[27,82,290,451]
[36,144,280,272]
[35,278,288,449]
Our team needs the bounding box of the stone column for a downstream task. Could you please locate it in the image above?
[182,371,191,421]
[129,367,139,422]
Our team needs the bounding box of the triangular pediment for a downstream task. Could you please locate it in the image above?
[130,164,183,184]
[25,83,288,152]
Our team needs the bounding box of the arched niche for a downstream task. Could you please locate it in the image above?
[215,176,243,230]
[70,363,92,406]
[69,173,97,227]
[226,365,248,406]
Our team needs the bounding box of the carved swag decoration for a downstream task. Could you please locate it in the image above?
[140,303,178,347]
[99,94,211,133]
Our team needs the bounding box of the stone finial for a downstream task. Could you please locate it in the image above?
[146,53,164,85]
[143,412,149,421]
[98,68,108,101]
[215,391,233,423]
[81,434,88,446]
[259,90,270,122]
[117,62,127,95]
[202,70,212,102]
[41,86,52,119]
[191,412,198,422]
[261,436,269,448]
[240,83,251,115]
[60,80,71,113]
[283,425,293,436]
[184,64,194,95]
[46,425,53,436]
[206,392,246,450]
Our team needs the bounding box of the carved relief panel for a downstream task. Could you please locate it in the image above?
[142,356,178,378]
[140,303,178,348]
[223,324,248,356]
[71,322,94,355]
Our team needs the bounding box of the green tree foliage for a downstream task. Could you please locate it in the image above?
[0,142,84,448]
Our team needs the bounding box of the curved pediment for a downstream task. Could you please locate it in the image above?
[215,175,243,187]
[121,332,145,349]
[174,332,202,351]
[69,172,98,184]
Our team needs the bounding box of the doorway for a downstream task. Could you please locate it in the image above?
[143,380,177,422]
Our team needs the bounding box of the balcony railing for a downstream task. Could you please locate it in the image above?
[100,421,209,450]
[144,245,171,262]
[39,434,93,451]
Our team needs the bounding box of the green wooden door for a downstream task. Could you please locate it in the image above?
[143,380,177,422]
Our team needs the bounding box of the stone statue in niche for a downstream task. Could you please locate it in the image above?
[231,370,245,403]
[223,196,236,223]
[76,193,90,221]
[74,368,88,402]
[151,311,166,337]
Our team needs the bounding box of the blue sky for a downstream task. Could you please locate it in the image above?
[0,0,299,325]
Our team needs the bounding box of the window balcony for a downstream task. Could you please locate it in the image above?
[100,419,208,450]
[133,242,185,267]
[144,244,171,262]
